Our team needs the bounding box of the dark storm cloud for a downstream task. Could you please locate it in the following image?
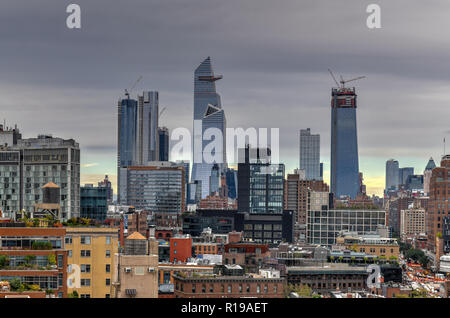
[1,0,450,190]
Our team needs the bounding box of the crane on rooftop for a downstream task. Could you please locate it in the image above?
[328,69,366,89]
[125,75,143,98]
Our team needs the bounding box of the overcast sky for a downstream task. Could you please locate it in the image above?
[1,0,450,195]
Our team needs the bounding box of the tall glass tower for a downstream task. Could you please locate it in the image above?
[299,128,321,180]
[191,57,227,198]
[330,86,360,199]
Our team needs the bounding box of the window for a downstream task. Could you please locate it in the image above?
[80,294,90,298]
[81,264,91,273]
[65,237,72,244]
[105,294,110,298]
[106,236,111,245]
[81,250,91,257]
[68,250,72,258]
[106,264,111,273]
[106,279,111,286]
[81,279,91,287]
[80,236,91,245]
[228,285,232,293]
[257,285,261,293]
[58,255,63,268]
[106,250,111,258]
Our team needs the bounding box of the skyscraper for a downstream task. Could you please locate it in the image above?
[191,57,227,198]
[237,147,285,214]
[158,126,169,161]
[137,91,160,164]
[385,159,400,193]
[330,86,360,199]
[299,128,321,180]
[117,91,160,203]
[399,167,414,186]
[117,95,138,203]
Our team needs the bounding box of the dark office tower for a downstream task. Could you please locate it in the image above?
[226,168,238,199]
[330,85,360,199]
[237,147,285,214]
[117,95,138,203]
[385,159,399,193]
[98,175,113,204]
[80,184,108,221]
[137,91,159,164]
[399,167,414,186]
[191,57,227,199]
[158,127,169,161]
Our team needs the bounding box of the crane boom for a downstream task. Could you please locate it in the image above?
[328,69,340,87]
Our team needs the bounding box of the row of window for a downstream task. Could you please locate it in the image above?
[176,282,279,294]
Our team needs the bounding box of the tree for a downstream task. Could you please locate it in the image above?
[0,255,10,268]
[24,255,36,266]
[47,254,56,265]
[68,291,79,298]
[9,278,23,291]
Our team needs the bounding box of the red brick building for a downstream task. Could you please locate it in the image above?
[173,274,284,298]
[427,155,450,252]
[170,236,192,263]
[0,227,68,298]
[223,243,270,271]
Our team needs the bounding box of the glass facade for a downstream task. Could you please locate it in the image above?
[307,209,386,246]
[126,166,184,213]
[248,164,284,214]
[0,137,80,219]
[80,185,108,221]
[191,57,227,199]
[299,128,321,180]
[330,88,359,199]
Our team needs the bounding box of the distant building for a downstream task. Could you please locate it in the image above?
[307,209,386,246]
[121,162,185,213]
[98,175,113,205]
[158,127,169,161]
[173,271,284,298]
[225,168,238,199]
[0,135,80,220]
[170,236,192,263]
[237,147,284,214]
[80,184,108,221]
[287,263,368,294]
[423,157,436,195]
[0,227,68,298]
[400,207,426,241]
[284,172,329,225]
[299,128,321,181]
[385,159,400,193]
[112,232,159,298]
[426,156,450,252]
[330,86,360,199]
[66,227,119,298]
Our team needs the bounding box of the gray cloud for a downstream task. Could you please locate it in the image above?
[1,0,450,193]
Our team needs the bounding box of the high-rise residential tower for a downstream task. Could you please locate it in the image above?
[137,91,159,164]
[117,95,138,203]
[117,91,160,203]
[299,128,321,180]
[330,86,360,199]
[191,57,227,198]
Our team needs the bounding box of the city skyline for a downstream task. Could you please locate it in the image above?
[2,1,450,196]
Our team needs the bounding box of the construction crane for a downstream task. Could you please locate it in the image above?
[124,75,143,98]
[328,69,365,89]
[159,106,167,118]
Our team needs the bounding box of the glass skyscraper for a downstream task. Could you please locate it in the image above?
[117,91,160,203]
[385,159,400,192]
[191,57,227,198]
[299,128,321,180]
[330,86,360,199]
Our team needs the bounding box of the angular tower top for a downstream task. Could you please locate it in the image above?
[425,157,436,171]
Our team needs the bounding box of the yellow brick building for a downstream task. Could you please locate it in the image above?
[65,227,119,298]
